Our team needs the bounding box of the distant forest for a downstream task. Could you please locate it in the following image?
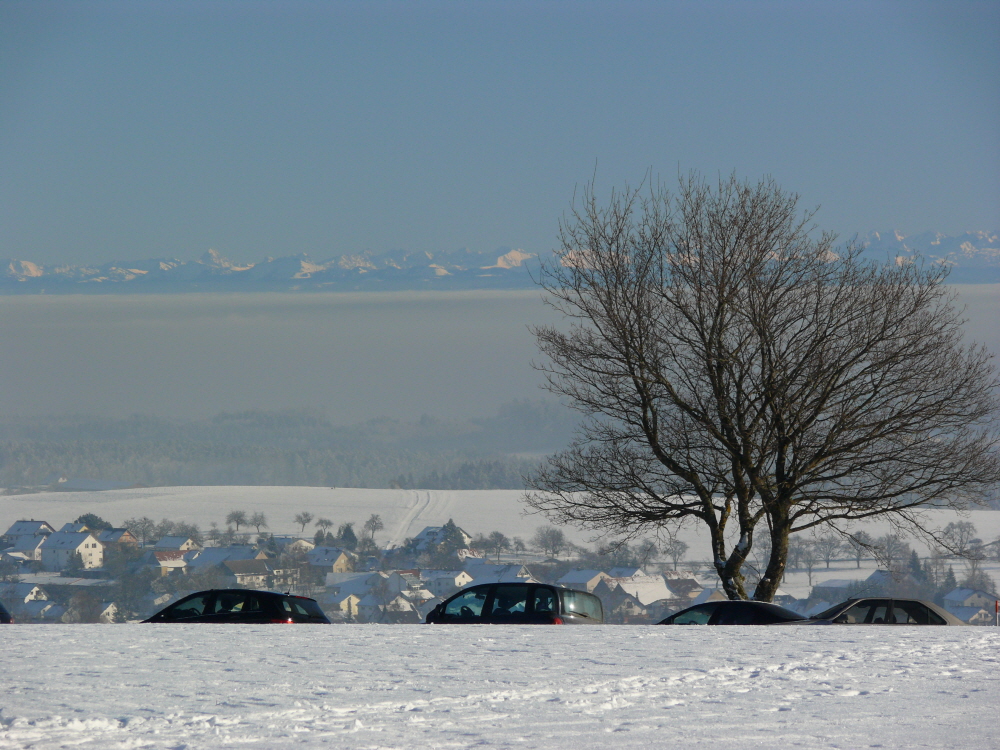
[0,400,578,490]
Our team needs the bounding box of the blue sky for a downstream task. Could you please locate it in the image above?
[2,0,998,266]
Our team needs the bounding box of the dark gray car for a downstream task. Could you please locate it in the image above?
[804,598,963,625]
[658,600,806,625]
[426,582,604,624]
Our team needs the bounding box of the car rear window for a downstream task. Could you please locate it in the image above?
[282,597,325,617]
[559,589,603,620]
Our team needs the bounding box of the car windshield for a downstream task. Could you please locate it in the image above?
[811,601,853,620]
[559,589,603,620]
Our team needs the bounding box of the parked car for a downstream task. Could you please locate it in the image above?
[658,600,806,625]
[426,582,604,624]
[804,598,963,625]
[0,599,13,624]
[143,589,331,624]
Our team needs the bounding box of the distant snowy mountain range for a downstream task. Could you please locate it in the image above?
[0,246,542,293]
[2,231,998,293]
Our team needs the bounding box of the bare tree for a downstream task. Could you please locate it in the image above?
[294,512,314,533]
[123,516,155,546]
[249,512,268,534]
[875,533,911,571]
[315,517,334,535]
[525,173,1000,601]
[799,541,820,587]
[662,537,688,571]
[941,521,978,557]
[813,534,843,569]
[363,514,384,541]
[531,526,567,558]
[226,510,248,532]
[485,531,511,562]
[846,530,874,569]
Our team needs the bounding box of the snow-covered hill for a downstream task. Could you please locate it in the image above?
[1,626,996,749]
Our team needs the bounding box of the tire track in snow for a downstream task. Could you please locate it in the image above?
[386,491,431,548]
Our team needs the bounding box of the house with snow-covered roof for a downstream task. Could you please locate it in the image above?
[465,561,533,584]
[556,569,610,593]
[97,528,139,549]
[40,531,103,571]
[411,525,472,552]
[154,536,202,552]
[2,520,55,546]
[183,546,265,571]
[0,581,48,604]
[306,546,353,573]
[5,534,48,561]
[943,588,996,611]
[421,570,474,598]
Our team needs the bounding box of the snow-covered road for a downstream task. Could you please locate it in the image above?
[2,626,997,749]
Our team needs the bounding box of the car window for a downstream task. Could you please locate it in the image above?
[213,592,264,614]
[837,599,891,624]
[168,593,212,619]
[892,600,946,625]
[559,589,603,620]
[491,585,528,616]
[283,597,326,618]
[444,587,489,620]
[282,598,320,616]
[712,603,756,625]
[531,587,556,614]
[670,603,716,624]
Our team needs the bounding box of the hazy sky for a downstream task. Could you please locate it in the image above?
[2,0,998,266]
[1,288,997,422]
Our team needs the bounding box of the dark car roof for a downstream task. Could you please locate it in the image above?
[661,599,806,624]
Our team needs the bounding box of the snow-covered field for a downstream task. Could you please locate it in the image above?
[1,626,997,749]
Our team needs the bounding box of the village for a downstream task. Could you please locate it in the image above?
[1,513,996,627]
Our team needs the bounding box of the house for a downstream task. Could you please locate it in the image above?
[605,577,673,606]
[97,528,139,550]
[39,532,104,571]
[690,587,728,605]
[306,546,354,573]
[411,525,473,552]
[59,523,90,533]
[556,569,610,593]
[326,591,363,619]
[603,587,649,622]
[946,606,994,626]
[2,520,55,547]
[223,559,271,589]
[606,566,648,579]
[142,550,188,576]
[664,577,704,600]
[154,536,202,552]
[4,534,48,561]
[466,562,534,584]
[183,546,266,573]
[422,570,474,598]
[811,578,861,602]
[325,571,386,597]
[0,581,48,604]
[943,588,996,611]
[98,601,118,623]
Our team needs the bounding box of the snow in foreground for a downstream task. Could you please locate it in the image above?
[2,626,997,749]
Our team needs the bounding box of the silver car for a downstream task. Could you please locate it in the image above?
[805,598,964,625]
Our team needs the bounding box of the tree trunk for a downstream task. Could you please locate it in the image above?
[754,521,790,601]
